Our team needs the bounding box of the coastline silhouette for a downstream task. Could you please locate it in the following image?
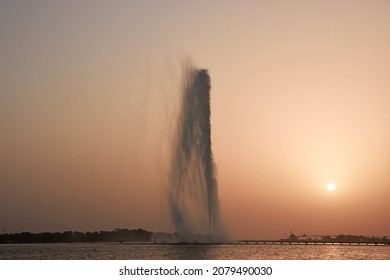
[1,229,389,245]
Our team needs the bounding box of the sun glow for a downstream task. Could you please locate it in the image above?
[327,183,335,191]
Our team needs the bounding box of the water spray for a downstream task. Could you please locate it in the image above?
[168,64,220,239]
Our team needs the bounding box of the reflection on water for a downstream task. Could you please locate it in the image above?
[0,243,389,260]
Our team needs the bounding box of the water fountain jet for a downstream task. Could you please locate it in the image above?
[168,64,221,240]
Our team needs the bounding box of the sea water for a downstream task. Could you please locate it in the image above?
[1,243,389,260]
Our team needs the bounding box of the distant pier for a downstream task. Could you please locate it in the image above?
[234,240,390,246]
[145,240,390,246]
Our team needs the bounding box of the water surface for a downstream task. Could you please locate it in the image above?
[1,243,389,260]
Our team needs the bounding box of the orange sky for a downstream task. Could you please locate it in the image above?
[0,0,389,239]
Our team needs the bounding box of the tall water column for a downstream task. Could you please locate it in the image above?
[168,66,220,238]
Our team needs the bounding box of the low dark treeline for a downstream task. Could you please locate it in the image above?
[0,228,152,244]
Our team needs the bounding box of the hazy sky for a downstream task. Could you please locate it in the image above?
[1,0,389,239]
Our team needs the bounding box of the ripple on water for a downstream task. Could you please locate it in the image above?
[1,243,389,260]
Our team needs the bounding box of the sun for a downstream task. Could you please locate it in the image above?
[327,183,335,191]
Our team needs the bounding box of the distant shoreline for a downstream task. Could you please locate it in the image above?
[1,229,389,245]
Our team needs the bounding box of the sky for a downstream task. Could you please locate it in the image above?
[1,0,389,239]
